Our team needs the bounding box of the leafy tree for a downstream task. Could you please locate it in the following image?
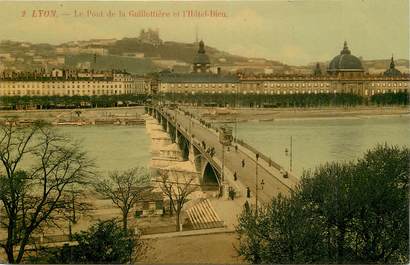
[94,167,151,230]
[236,144,409,264]
[350,145,409,263]
[28,219,146,264]
[371,92,409,105]
[0,119,94,263]
[298,162,359,263]
[237,194,326,264]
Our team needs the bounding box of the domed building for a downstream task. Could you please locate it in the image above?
[193,40,211,73]
[327,41,364,77]
[383,56,402,77]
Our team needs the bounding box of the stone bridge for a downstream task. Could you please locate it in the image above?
[146,106,299,202]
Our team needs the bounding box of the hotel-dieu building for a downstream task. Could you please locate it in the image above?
[0,41,408,97]
[155,40,240,94]
[158,41,409,97]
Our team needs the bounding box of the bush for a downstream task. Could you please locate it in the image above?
[28,219,146,264]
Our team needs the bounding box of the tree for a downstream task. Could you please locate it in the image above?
[350,144,409,263]
[158,172,197,231]
[236,144,409,264]
[28,219,146,264]
[94,167,151,231]
[0,119,94,263]
[65,186,91,240]
[237,193,326,264]
[298,162,358,263]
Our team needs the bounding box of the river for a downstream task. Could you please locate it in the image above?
[57,125,151,175]
[58,114,409,178]
[236,114,410,177]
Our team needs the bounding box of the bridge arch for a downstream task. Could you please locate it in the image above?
[202,162,220,187]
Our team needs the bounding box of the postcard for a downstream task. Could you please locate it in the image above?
[0,0,408,264]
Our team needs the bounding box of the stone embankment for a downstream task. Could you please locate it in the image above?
[0,106,146,126]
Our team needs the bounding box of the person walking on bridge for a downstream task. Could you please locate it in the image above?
[246,186,251,198]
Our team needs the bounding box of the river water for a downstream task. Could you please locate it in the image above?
[58,125,151,175]
[59,114,409,178]
[236,114,410,177]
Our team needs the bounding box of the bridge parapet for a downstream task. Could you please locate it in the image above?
[234,138,284,172]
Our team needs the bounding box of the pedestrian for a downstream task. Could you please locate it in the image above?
[244,201,250,212]
[235,145,238,152]
[234,172,237,181]
[246,186,251,198]
[242,159,245,168]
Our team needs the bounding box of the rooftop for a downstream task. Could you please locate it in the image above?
[159,73,239,83]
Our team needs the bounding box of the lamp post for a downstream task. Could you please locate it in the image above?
[234,84,238,141]
[255,153,259,214]
[285,136,293,172]
[221,144,225,183]
[219,125,232,197]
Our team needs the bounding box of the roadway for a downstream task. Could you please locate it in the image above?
[160,107,299,204]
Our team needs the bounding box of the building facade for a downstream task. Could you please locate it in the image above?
[0,69,149,96]
[157,41,239,94]
[157,41,409,97]
[1,41,408,98]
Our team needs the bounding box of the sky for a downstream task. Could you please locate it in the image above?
[0,0,408,65]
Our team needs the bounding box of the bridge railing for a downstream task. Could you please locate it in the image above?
[234,138,284,172]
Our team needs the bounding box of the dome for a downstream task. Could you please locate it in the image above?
[328,41,364,72]
[193,40,210,65]
[383,56,402,77]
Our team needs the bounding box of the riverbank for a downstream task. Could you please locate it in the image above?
[188,106,410,122]
[1,105,408,124]
[0,106,146,125]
